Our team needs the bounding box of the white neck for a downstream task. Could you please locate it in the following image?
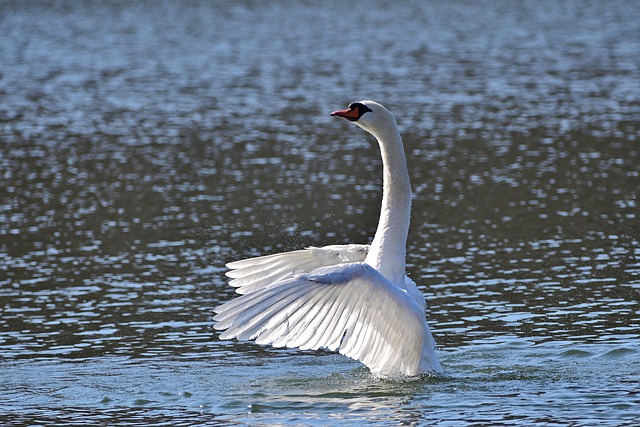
[363,124,411,287]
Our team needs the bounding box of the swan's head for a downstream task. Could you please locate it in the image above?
[331,100,397,137]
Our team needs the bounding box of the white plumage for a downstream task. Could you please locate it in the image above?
[214,101,443,377]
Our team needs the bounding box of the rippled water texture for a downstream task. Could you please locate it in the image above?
[1,1,639,425]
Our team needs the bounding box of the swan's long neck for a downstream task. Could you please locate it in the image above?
[364,124,411,288]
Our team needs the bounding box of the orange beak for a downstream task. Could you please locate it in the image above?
[330,106,360,121]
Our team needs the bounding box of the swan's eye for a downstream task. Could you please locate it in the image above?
[352,103,372,116]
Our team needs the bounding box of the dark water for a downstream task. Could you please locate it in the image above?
[1,1,639,425]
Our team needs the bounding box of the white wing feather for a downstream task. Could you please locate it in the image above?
[214,262,442,377]
[225,244,369,295]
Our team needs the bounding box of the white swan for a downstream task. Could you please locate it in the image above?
[214,101,443,377]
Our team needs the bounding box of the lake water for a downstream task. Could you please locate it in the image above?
[1,1,639,425]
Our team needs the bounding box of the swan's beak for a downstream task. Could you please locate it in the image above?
[330,106,360,121]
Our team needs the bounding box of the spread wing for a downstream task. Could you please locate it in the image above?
[214,262,442,377]
[225,244,369,295]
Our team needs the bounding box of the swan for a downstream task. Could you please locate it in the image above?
[214,101,443,377]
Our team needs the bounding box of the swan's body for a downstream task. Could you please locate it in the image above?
[214,101,443,377]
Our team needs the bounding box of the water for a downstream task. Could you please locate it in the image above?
[1,0,639,425]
